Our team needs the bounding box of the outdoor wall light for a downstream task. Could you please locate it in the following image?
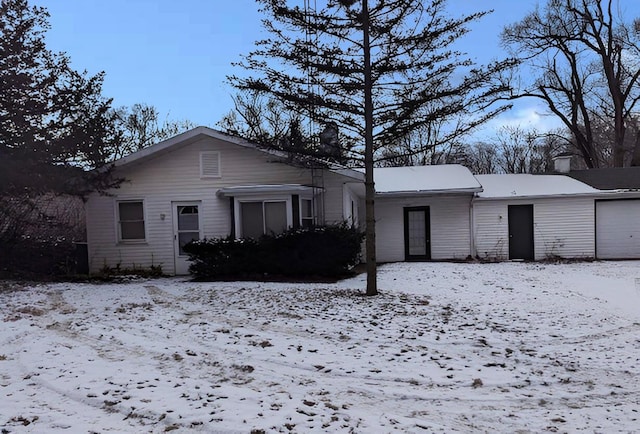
[160,213,166,220]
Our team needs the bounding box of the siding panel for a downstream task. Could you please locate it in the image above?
[375,195,473,263]
[473,197,595,261]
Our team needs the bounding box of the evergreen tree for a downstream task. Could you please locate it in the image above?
[0,0,119,197]
[230,0,510,295]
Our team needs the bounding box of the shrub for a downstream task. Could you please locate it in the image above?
[184,224,364,280]
[0,236,78,279]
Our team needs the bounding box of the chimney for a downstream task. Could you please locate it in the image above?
[553,154,572,173]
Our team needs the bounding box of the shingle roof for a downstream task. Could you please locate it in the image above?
[567,167,640,190]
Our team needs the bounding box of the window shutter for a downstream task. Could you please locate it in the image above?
[200,152,221,177]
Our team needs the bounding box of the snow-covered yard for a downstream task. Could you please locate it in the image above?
[1,261,640,433]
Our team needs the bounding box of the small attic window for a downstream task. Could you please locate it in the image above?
[200,151,221,178]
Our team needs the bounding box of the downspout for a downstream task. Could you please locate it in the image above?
[229,196,236,238]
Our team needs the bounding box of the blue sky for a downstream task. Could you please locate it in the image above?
[33,0,633,137]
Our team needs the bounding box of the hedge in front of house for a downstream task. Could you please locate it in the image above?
[183,224,364,280]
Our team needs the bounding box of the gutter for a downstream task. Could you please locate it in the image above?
[375,187,483,197]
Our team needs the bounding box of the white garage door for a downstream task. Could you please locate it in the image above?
[596,200,640,259]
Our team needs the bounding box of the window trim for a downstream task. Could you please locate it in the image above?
[200,151,221,178]
[115,199,147,244]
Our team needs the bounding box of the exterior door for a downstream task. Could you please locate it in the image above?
[173,202,201,275]
[508,204,534,260]
[404,207,431,261]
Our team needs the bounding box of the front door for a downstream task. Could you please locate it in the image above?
[404,207,431,261]
[508,204,534,260]
[173,202,201,275]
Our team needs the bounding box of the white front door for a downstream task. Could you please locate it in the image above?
[173,202,201,275]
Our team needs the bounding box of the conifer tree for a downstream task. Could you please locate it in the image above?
[0,0,119,197]
[230,0,510,295]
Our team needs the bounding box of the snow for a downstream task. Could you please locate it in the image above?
[475,174,600,198]
[370,165,482,194]
[2,261,640,433]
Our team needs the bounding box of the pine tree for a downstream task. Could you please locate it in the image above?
[230,0,510,295]
[0,0,119,197]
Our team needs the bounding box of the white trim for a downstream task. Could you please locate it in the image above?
[217,184,314,197]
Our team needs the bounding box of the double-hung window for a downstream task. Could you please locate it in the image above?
[118,201,145,242]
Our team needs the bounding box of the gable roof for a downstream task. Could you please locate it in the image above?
[475,174,600,199]
[112,126,364,181]
[567,167,640,190]
[372,165,483,196]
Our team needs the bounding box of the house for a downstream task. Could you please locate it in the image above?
[86,127,640,275]
[472,174,600,261]
[371,165,481,262]
[85,127,364,275]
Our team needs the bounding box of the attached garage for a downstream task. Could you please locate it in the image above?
[596,199,640,259]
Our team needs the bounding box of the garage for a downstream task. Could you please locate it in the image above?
[596,199,640,259]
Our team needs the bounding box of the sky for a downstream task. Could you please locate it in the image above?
[32,0,635,139]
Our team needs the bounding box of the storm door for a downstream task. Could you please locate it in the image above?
[173,202,201,275]
[508,204,534,260]
[404,207,431,261]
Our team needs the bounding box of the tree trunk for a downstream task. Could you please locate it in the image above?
[613,105,626,167]
[630,131,640,166]
[363,0,377,296]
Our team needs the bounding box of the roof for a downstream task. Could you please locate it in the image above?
[112,126,364,181]
[475,174,600,199]
[567,167,640,190]
[372,165,483,196]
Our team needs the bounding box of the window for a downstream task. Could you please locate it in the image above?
[200,151,221,178]
[118,201,145,241]
[301,198,313,228]
[240,201,288,238]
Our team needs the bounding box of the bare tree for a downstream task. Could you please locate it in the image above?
[108,103,195,161]
[502,0,640,168]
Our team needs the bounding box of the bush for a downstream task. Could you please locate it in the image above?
[0,236,78,279]
[184,224,364,280]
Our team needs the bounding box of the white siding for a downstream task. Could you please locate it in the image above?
[473,197,595,261]
[87,136,317,275]
[375,195,473,263]
[322,171,355,225]
[596,199,640,259]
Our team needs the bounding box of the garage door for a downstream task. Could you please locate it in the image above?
[596,200,640,259]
